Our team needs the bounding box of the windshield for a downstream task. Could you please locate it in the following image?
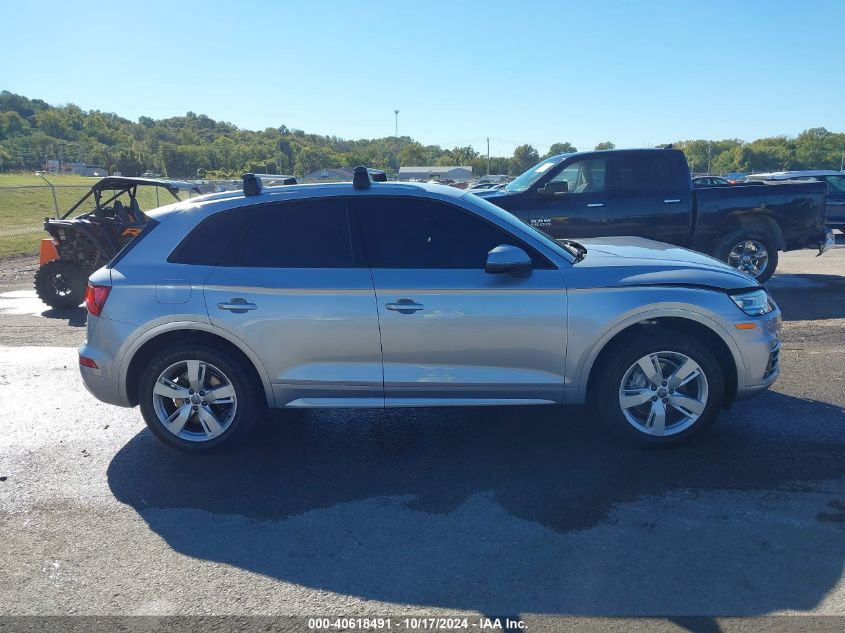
[504,155,570,192]
[823,175,845,192]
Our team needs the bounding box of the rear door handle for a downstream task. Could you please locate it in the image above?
[586,202,605,208]
[385,298,425,314]
[217,298,257,313]
[664,198,682,204]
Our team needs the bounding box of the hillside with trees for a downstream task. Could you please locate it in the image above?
[1,91,843,178]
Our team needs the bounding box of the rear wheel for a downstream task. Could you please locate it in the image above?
[138,345,256,452]
[717,235,778,283]
[593,330,725,445]
[34,259,87,308]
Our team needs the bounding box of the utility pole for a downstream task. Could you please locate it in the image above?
[394,110,399,137]
[487,137,490,176]
[707,142,712,175]
[840,150,844,172]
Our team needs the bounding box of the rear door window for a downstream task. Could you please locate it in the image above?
[612,154,676,192]
[224,198,356,268]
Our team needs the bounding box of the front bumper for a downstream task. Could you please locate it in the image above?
[732,309,782,401]
[810,228,835,255]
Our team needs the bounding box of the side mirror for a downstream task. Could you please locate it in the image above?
[485,245,532,277]
[537,180,568,198]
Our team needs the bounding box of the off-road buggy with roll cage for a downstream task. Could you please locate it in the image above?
[35,177,203,308]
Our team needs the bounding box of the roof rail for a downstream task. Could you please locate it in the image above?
[352,166,388,189]
[242,173,297,196]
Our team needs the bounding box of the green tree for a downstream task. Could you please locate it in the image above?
[545,142,576,158]
[594,141,615,150]
[0,111,27,139]
[511,144,539,175]
[398,143,429,167]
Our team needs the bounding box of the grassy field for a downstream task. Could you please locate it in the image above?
[0,173,199,258]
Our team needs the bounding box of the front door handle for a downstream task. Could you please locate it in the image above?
[586,202,605,208]
[385,298,425,314]
[664,198,682,204]
[217,298,257,314]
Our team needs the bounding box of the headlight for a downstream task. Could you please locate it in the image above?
[730,289,773,316]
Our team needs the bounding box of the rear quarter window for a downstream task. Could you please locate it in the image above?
[169,208,251,266]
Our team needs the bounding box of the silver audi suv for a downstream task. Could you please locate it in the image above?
[78,169,781,451]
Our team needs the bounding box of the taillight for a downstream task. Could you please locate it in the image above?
[79,355,99,369]
[84,284,111,317]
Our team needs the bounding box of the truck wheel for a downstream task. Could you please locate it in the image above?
[34,259,87,309]
[717,235,778,283]
[138,344,257,452]
[592,330,725,446]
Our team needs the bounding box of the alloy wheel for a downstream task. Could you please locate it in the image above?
[618,351,709,437]
[151,360,238,442]
[727,239,769,278]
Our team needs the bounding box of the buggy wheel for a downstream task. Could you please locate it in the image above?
[34,259,87,309]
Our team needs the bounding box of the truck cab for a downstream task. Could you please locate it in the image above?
[475,149,832,282]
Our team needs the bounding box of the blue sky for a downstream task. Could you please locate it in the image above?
[2,0,842,155]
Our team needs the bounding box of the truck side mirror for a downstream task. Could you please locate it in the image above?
[537,181,569,198]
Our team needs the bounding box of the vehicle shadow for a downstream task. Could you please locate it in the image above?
[40,306,87,327]
[107,392,845,615]
[767,273,845,321]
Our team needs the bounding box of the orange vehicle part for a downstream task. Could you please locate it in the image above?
[39,238,60,265]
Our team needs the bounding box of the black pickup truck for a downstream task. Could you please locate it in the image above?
[474,148,833,282]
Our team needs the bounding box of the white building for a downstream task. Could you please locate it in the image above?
[398,166,473,181]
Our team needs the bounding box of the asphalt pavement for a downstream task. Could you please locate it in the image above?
[0,245,843,627]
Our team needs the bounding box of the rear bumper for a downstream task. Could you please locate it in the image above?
[79,361,127,407]
[78,315,139,408]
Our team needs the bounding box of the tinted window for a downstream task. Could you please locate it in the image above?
[227,199,354,268]
[171,208,250,266]
[824,175,845,193]
[550,158,606,193]
[355,197,550,269]
[614,155,675,191]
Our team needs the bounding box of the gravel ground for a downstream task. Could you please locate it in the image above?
[0,243,843,627]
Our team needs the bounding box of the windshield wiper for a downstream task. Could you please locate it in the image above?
[557,239,588,261]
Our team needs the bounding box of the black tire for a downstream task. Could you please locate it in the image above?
[34,259,87,309]
[138,344,257,452]
[592,330,725,446]
[715,233,779,283]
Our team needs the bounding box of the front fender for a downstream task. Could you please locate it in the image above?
[565,289,746,404]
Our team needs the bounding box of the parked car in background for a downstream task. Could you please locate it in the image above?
[473,149,833,282]
[78,169,782,452]
[692,176,730,187]
[746,170,845,230]
[466,181,498,191]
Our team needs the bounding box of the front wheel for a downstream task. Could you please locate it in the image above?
[138,345,257,452]
[593,331,725,445]
[716,235,778,283]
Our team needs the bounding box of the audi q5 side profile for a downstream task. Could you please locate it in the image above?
[78,170,781,452]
